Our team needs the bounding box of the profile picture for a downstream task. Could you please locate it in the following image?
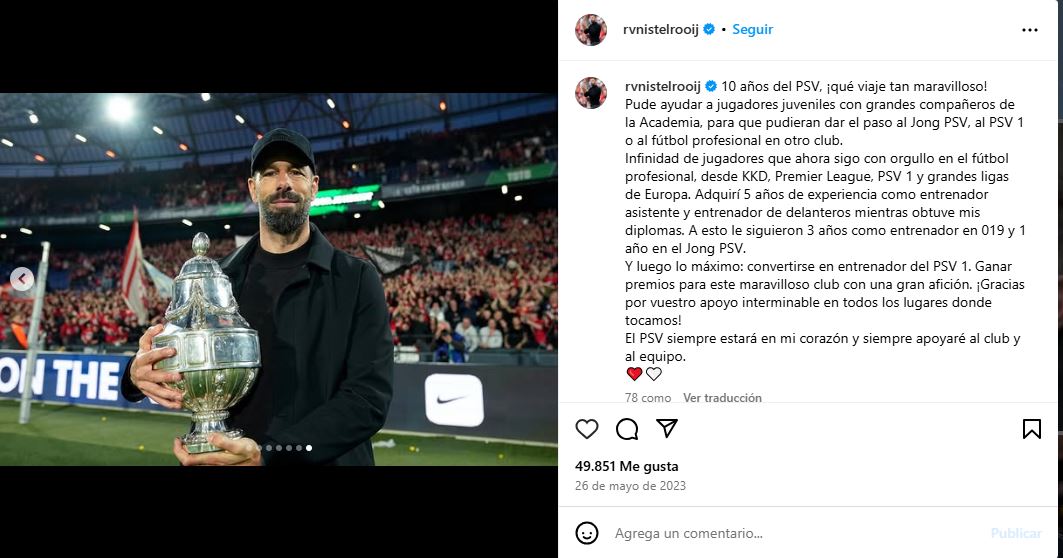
[575,14,607,46]
[575,78,607,109]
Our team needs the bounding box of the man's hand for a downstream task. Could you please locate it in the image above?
[174,434,262,466]
[130,324,183,409]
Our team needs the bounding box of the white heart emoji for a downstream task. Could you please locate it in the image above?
[576,419,599,439]
[645,367,662,381]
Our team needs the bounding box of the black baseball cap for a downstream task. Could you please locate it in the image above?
[250,128,316,174]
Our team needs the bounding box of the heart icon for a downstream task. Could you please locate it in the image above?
[626,367,642,381]
[575,419,599,439]
[645,367,662,381]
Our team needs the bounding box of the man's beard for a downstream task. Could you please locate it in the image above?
[259,190,311,235]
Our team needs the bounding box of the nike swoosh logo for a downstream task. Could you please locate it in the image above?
[436,395,467,404]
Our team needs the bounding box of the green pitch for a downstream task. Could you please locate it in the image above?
[0,400,556,466]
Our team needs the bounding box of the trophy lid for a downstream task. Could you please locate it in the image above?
[164,232,248,330]
[152,232,260,382]
[176,232,227,278]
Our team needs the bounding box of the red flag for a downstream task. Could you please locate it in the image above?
[0,282,34,302]
[119,208,151,322]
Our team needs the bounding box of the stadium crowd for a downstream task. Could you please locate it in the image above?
[0,210,557,358]
[0,125,554,217]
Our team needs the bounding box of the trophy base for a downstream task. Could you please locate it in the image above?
[182,429,244,454]
[182,410,243,454]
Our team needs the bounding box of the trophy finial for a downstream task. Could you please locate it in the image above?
[192,232,209,256]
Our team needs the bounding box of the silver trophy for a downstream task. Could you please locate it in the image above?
[151,232,260,453]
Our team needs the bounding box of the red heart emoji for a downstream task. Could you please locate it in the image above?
[627,367,642,381]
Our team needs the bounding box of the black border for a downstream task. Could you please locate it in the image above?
[6,9,556,92]
[11,465,557,547]
[3,6,558,550]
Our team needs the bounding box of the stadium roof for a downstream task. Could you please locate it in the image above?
[0,92,555,177]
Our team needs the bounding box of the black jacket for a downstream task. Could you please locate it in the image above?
[121,223,394,465]
[585,21,601,45]
[586,84,602,107]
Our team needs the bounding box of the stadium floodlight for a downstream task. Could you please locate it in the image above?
[28,112,38,124]
[341,120,350,129]
[354,213,361,219]
[377,200,385,209]
[501,184,508,195]
[74,134,87,143]
[33,154,45,162]
[106,96,134,123]
[178,143,188,151]
[152,126,164,135]
[224,224,231,230]
[234,114,245,124]
[0,139,12,147]
[201,93,211,102]
[181,219,193,227]
[439,100,447,111]
[98,224,111,231]
[514,195,523,202]
[105,150,116,158]
[19,228,32,235]
[0,234,6,239]
[326,98,335,109]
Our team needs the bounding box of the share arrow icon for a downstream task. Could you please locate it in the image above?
[656,419,678,439]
